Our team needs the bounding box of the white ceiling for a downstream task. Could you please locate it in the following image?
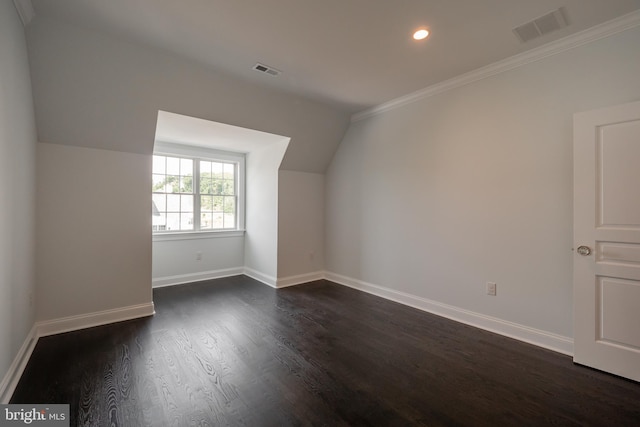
[155,111,289,153]
[30,0,640,113]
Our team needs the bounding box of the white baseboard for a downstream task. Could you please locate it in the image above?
[36,302,156,338]
[0,325,38,404]
[276,271,324,288]
[243,268,277,288]
[324,272,574,356]
[152,267,244,288]
[153,268,325,290]
[153,268,323,290]
[1,302,155,402]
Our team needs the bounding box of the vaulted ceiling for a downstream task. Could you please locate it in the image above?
[29,0,640,113]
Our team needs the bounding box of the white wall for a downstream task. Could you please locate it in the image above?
[278,171,325,278]
[244,142,289,283]
[36,143,152,320]
[325,26,640,339]
[152,235,245,286]
[0,0,37,398]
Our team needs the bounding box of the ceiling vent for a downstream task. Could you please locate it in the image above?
[513,8,568,43]
[252,63,281,77]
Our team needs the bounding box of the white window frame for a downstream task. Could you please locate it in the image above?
[152,141,245,240]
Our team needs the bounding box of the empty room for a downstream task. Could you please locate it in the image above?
[2,0,640,425]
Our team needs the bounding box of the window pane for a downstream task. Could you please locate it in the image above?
[180,176,192,193]
[213,196,224,212]
[180,213,194,230]
[212,162,223,178]
[200,160,211,176]
[223,163,234,179]
[223,197,235,228]
[166,157,180,175]
[224,213,235,229]
[167,194,180,211]
[152,194,166,211]
[223,196,235,214]
[201,195,213,212]
[163,176,178,193]
[210,179,222,195]
[200,178,213,194]
[152,213,166,231]
[153,155,166,174]
[152,174,166,191]
[201,213,212,229]
[222,180,234,195]
[181,195,193,212]
[166,213,180,231]
[180,158,193,176]
[212,213,224,229]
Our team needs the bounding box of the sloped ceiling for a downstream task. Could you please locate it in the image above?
[30,0,640,113]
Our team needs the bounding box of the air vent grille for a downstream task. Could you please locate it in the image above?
[252,63,281,77]
[513,8,568,43]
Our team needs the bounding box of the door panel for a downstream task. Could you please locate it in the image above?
[597,242,640,265]
[597,120,640,227]
[574,100,640,382]
[598,277,640,349]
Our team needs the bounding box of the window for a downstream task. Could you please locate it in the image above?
[199,160,237,230]
[152,144,244,233]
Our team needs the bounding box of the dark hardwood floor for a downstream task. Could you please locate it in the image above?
[11,276,640,426]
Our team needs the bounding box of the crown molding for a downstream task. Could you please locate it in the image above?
[13,0,34,27]
[352,9,640,123]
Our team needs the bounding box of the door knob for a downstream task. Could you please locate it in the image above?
[577,245,592,256]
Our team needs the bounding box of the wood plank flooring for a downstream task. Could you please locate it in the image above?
[11,276,640,426]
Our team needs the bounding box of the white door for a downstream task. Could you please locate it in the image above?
[574,100,640,382]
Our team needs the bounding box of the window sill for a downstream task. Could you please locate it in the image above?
[152,230,245,242]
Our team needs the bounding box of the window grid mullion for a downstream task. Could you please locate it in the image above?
[233,163,238,229]
[178,159,183,229]
[194,159,201,231]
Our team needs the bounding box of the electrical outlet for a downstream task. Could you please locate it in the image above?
[486,282,497,296]
[196,251,202,261]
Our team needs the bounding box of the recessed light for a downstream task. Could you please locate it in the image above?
[413,28,429,40]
